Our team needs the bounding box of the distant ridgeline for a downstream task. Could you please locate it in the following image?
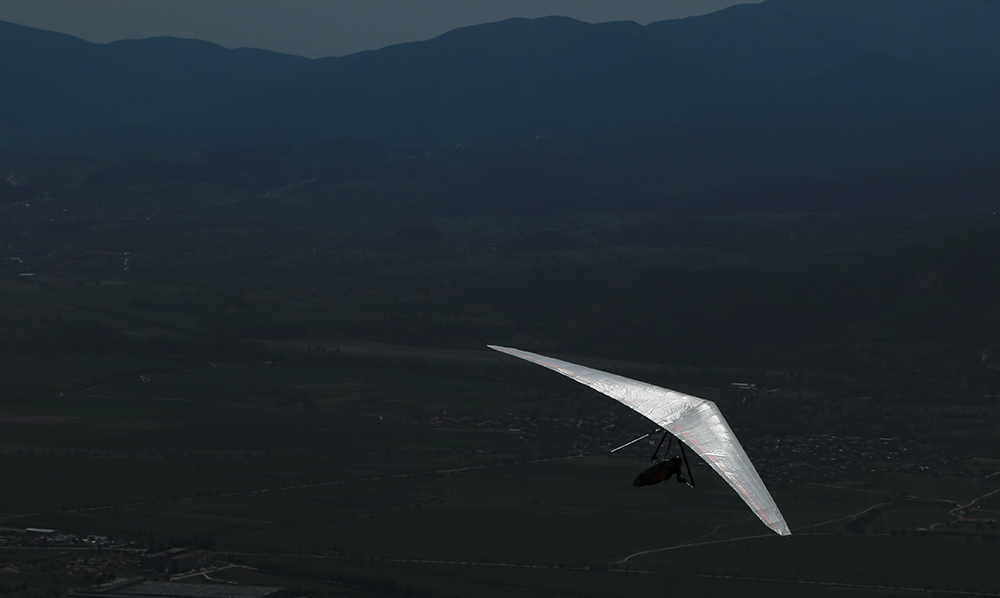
[1,0,999,164]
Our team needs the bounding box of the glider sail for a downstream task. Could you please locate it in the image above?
[489,345,791,536]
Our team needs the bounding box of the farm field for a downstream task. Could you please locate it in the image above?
[2,349,999,597]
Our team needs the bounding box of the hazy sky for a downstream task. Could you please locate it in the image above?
[0,0,760,58]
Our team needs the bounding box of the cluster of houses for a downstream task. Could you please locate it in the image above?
[1,528,121,548]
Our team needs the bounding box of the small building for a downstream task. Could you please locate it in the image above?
[139,552,168,572]
[141,547,188,573]
[168,549,211,574]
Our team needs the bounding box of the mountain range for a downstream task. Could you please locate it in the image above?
[2,0,999,171]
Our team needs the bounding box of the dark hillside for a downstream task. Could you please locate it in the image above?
[2,0,1000,157]
[0,20,316,151]
[191,0,1000,149]
[192,16,719,149]
[652,0,1000,79]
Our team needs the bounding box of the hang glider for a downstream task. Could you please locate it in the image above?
[489,345,791,536]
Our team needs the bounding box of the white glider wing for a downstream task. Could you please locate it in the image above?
[489,345,790,536]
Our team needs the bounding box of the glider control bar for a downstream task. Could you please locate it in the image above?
[610,427,663,453]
